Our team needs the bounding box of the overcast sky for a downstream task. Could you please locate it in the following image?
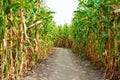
[46,0,78,25]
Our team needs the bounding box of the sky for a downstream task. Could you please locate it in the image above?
[45,0,78,25]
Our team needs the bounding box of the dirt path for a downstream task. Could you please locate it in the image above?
[23,47,103,80]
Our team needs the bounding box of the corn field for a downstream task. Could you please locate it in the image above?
[1,0,120,80]
[55,0,120,80]
[54,24,75,48]
[0,0,56,79]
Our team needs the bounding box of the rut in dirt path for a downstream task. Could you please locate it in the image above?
[23,47,103,80]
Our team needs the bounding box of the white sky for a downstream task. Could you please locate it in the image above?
[45,0,78,25]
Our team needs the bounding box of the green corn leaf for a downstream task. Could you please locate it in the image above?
[5,3,21,14]
[101,31,108,38]
[7,18,13,26]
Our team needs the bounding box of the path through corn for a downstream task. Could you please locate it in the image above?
[23,47,103,80]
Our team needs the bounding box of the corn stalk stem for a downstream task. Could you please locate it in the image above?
[27,20,41,29]
[21,11,31,44]
[19,23,24,76]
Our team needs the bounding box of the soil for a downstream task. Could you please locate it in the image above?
[22,47,104,80]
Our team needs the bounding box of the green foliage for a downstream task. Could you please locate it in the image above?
[72,0,120,79]
[54,24,75,48]
[1,0,120,79]
[0,0,56,79]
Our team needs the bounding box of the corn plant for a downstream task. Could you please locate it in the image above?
[72,0,120,79]
[54,24,75,48]
[0,0,55,79]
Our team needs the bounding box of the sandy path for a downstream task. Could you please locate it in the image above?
[23,47,103,80]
